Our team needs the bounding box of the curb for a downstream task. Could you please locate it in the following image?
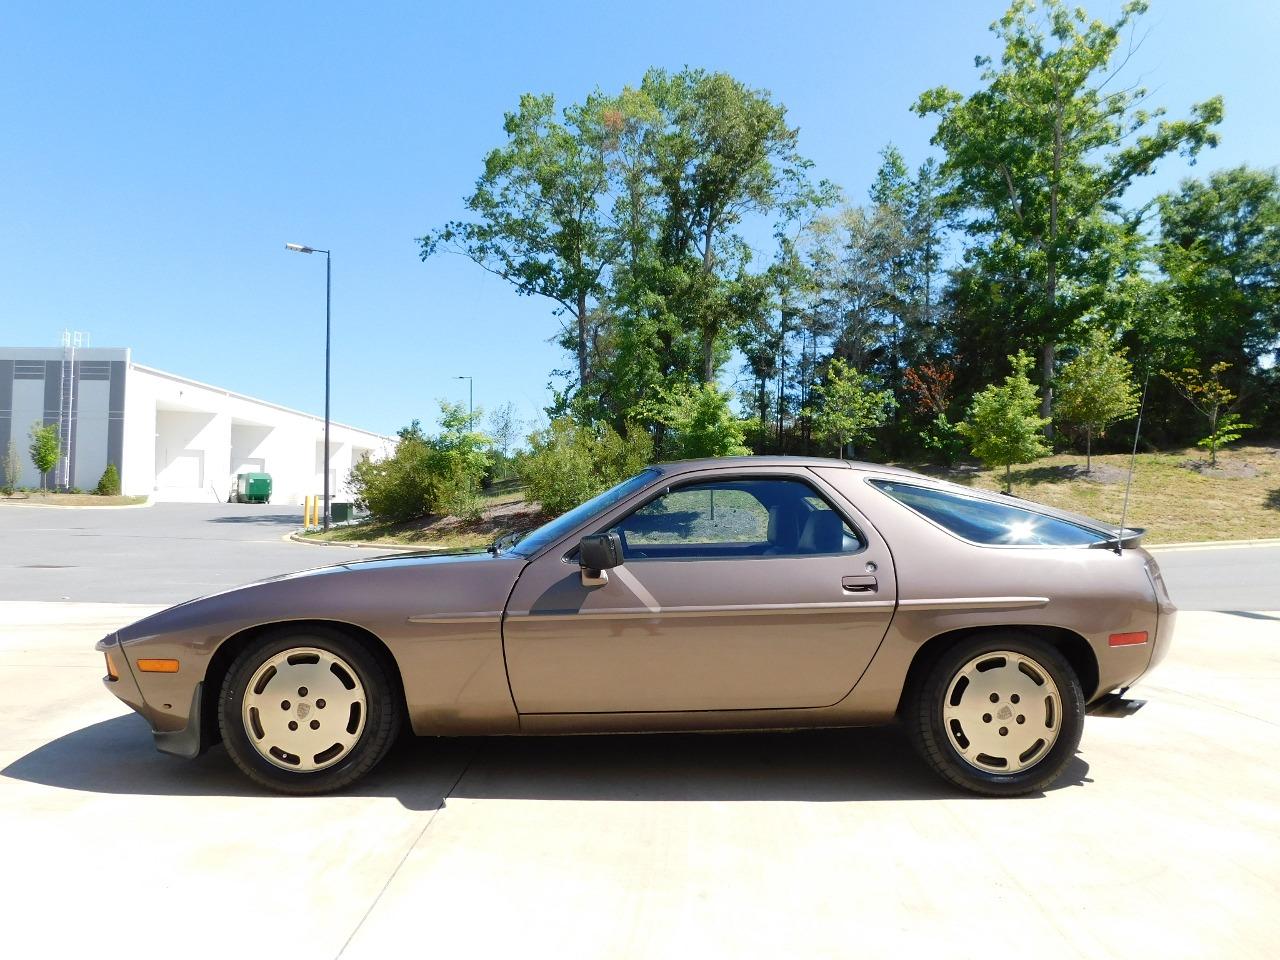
[0,495,155,510]
[1147,538,1280,553]
[286,531,423,553]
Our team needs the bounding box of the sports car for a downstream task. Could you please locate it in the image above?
[97,456,1176,796]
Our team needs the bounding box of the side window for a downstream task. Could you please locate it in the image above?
[610,478,865,560]
[869,480,1104,546]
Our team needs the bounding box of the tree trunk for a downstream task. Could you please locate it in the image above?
[1085,428,1092,473]
[576,291,589,393]
[701,332,715,384]
[1041,340,1055,438]
[1004,463,1011,494]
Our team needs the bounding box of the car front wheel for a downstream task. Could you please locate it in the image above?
[218,627,400,794]
[907,633,1084,796]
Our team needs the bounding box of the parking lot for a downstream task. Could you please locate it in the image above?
[2,503,1279,959]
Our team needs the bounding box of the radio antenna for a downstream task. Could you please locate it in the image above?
[1114,371,1151,555]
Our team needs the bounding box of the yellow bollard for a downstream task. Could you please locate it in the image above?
[304,495,314,529]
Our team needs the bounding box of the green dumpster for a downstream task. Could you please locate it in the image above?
[330,502,353,523]
[234,472,272,504]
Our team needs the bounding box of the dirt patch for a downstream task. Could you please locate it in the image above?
[1079,464,1129,485]
[1182,459,1260,479]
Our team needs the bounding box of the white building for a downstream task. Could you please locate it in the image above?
[0,346,393,504]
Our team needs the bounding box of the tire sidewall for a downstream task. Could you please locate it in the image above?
[917,632,1085,796]
[219,626,398,794]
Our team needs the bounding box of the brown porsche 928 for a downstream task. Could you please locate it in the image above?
[98,457,1176,796]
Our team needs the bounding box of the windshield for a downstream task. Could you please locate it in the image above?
[506,469,661,558]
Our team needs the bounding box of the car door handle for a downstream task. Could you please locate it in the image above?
[842,575,878,593]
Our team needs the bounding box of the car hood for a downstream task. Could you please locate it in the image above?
[116,549,528,643]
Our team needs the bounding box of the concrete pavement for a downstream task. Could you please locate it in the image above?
[1,601,1277,959]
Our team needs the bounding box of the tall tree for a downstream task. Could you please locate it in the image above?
[1156,166,1280,374]
[640,68,824,383]
[420,93,616,394]
[915,0,1223,432]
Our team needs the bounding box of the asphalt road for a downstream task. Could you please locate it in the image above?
[0,501,388,603]
[1,501,1276,609]
[1150,544,1280,612]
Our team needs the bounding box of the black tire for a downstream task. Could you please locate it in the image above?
[218,626,401,795]
[906,631,1085,797]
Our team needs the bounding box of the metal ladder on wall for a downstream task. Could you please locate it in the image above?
[57,330,89,489]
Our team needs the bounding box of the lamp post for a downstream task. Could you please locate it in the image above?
[285,242,332,531]
[455,375,474,429]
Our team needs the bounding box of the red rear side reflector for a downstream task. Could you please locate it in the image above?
[1109,631,1149,647]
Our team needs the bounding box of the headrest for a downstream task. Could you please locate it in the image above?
[798,510,844,553]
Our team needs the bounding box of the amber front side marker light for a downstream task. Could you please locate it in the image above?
[104,652,120,681]
[136,658,180,673]
[1108,631,1149,647]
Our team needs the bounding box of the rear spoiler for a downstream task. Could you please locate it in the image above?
[1090,527,1145,550]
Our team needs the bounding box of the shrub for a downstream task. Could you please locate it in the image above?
[96,463,121,496]
[2,439,19,494]
[642,383,750,459]
[517,417,653,515]
[347,404,491,523]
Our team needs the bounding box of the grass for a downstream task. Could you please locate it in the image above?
[0,490,148,507]
[906,445,1280,545]
[301,446,1280,551]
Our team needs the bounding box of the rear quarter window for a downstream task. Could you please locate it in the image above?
[869,480,1104,547]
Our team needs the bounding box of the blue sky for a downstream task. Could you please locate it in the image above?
[2,0,1276,437]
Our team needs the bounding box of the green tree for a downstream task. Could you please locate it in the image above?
[28,422,59,490]
[420,93,615,394]
[915,0,1222,431]
[635,67,826,384]
[1054,329,1141,471]
[959,352,1051,491]
[806,358,895,458]
[2,439,20,494]
[1156,167,1280,376]
[1163,362,1249,466]
[95,463,122,496]
[642,382,749,459]
[517,418,653,515]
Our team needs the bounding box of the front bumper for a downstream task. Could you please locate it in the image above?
[96,634,207,758]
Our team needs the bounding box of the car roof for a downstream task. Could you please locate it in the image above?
[652,456,1122,535]
[653,455,918,476]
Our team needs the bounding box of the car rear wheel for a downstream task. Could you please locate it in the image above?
[907,633,1084,796]
[218,627,400,794]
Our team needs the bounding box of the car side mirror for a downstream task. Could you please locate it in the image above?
[579,532,623,586]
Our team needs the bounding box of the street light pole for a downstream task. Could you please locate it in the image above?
[285,242,333,531]
[455,375,473,430]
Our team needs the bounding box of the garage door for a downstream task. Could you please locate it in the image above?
[158,452,203,489]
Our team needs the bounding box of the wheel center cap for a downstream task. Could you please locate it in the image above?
[996,705,1013,720]
[296,702,311,720]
